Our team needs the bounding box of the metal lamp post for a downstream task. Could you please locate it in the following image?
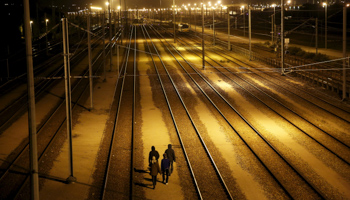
[271,4,276,43]
[343,5,348,100]
[213,6,215,45]
[227,6,230,50]
[281,0,285,75]
[202,1,205,70]
[241,6,245,37]
[323,2,327,49]
[173,0,176,44]
[107,1,113,71]
[62,17,76,184]
[45,18,49,56]
[249,5,251,60]
[24,0,39,198]
[195,4,197,34]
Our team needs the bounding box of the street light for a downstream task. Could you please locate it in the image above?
[287,0,291,8]
[106,0,112,71]
[202,0,205,70]
[45,18,49,55]
[271,4,276,43]
[217,1,221,18]
[30,20,33,37]
[160,0,162,25]
[173,0,176,44]
[241,5,245,37]
[212,6,216,45]
[226,6,230,50]
[117,6,121,27]
[91,6,102,10]
[323,2,327,49]
[194,3,197,34]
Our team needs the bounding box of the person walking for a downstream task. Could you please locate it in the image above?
[150,156,161,189]
[165,144,176,175]
[149,146,159,167]
[161,153,170,185]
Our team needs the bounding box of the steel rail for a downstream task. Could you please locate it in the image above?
[131,25,136,200]
[0,29,122,199]
[177,30,350,149]
[0,34,105,182]
[150,25,294,199]
[140,24,203,200]
[186,29,350,117]
[101,25,134,200]
[152,26,325,199]
[0,31,106,132]
[8,42,109,200]
[144,25,233,200]
[202,40,350,165]
[174,32,350,162]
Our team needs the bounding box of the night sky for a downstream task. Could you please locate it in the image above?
[51,0,264,9]
[3,0,312,11]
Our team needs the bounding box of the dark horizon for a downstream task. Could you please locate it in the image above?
[3,0,342,10]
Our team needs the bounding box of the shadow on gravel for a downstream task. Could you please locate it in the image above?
[135,182,151,189]
[134,168,149,174]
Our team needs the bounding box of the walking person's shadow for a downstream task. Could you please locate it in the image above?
[134,168,154,189]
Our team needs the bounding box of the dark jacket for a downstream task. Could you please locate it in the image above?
[150,160,161,176]
[165,144,176,162]
[161,158,170,171]
[149,147,160,164]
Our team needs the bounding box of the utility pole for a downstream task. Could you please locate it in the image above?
[102,12,106,81]
[235,16,237,29]
[243,6,245,37]
[195,5,197,36]
[316,18,318,54]
[271,13,274,43]
[202,1,205,70]
[228,7,230,50]
[108,0,113,71]
[117,44,119,77]
[213,8,215,45]
[249,6,251,61]
[62,18,76,184]
[189,7,191,31]
[120,0,123,46]
[343,6,347,100]
[281,0,285,75]
[24,0,39,198]
[114,11,117,53]
[45,13,49,56]
[272,5,276,43]
[6,46,10,78]
[88,10,93,109]
[324,3,327,49]
[173,0,176,44]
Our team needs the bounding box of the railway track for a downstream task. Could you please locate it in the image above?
[101,25,136,199]
[0,28,107,133]
[185,33,350,136]
[149,24,350,199]
[184,24,350,97]
[175,32,350,163]
[150,25,320,199]
[1,21,349,199]
[0,28,122,199]
[143,24,233,199]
